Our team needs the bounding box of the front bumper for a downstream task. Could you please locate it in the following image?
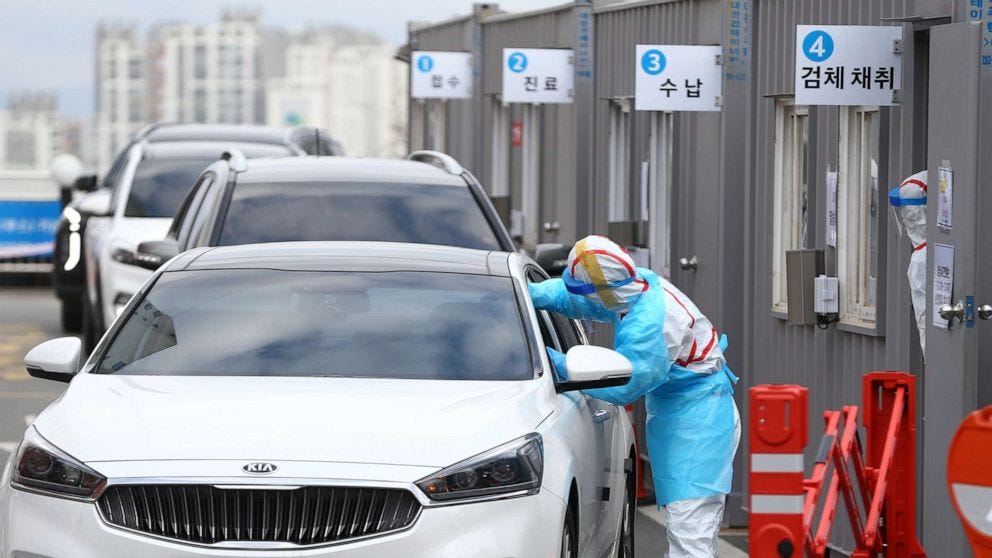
[0,483,565,557]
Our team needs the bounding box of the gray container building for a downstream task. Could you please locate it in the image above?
[405,0,992,554]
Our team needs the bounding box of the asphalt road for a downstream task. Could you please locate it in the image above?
[0,285,691,555]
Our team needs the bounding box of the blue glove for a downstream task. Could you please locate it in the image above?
[546,347,568,382]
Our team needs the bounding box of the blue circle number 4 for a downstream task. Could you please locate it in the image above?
[641,49,666,76]
[803,30,834,62]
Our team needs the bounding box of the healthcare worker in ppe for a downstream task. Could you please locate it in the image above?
[889,170,928,354]
[531,235,740,558]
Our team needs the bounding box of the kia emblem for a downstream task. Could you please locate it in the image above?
[242,462,278,474]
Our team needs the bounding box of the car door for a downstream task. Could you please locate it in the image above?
[526,268,615,556]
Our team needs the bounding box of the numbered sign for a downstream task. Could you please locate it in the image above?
[634,45,722,111]
[501,48,574,104]
[795,25,902,106]
[410,51,472,99]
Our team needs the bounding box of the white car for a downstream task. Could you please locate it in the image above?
[81,125,331,349]
[2,242,637,558]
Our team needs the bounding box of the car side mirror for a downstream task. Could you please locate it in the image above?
[556,345,632,393]
[535,243,569,276]
[25,337,81,383]
[73,174,99,193]
[134,239,179,270]
[76,189,112,217]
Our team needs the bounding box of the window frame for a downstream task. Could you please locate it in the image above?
[490,98,510,198]
[608,98,632,223]
[837,105,882,330]
[771,99,810,315]
[648,111,674,278]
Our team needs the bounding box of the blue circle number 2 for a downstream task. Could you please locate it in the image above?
[641,49,666,76]
[508,52,528,73]
[416,55,434,73]
[802,30,834,62]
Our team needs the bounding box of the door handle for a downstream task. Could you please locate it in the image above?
[940,300,965,326]
[979,304,992,321]
[543,221,560,233]
[592,409,611,423]
[679,255,698,272]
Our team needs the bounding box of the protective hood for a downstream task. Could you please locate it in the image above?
[563,235,646,313]
[889,170,927,249]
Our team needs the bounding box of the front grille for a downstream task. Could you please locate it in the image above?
[97,485,421,547]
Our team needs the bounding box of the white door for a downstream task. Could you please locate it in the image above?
[521,104,542,250]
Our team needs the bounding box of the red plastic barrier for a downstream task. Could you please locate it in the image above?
[749,372,926,557]
[749,385,808,557]
[948,405,992,557]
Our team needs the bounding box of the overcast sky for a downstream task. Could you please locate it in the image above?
[1,0,561,117]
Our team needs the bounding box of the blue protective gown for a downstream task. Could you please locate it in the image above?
[530,268,739,506]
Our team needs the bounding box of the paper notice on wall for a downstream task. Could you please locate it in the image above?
[826,170,838,247]
[937,165,953,231]
[932,243,955,329]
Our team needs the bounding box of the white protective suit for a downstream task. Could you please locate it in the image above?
[889,171,928,354]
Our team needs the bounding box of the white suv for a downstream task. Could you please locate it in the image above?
[81,130,320,349]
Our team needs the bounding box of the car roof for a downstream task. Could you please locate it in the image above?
[139,141,296,159]
[143,124,302,145]
[233,157,467,187]
[167,241,514,276]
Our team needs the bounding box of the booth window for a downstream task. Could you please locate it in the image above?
[837,106,880,327]
[490,99,510,198]
[648,111,674,277]
[771,99,809,314]
[608,99,632,222]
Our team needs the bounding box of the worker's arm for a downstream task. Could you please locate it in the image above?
[528,279,617,323]
[581,296,672,405]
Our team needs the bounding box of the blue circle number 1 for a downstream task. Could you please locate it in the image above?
[802,30,834,62]
[640,49,666,76]
[416,55,434,73]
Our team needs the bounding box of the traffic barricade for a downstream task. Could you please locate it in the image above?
[948,405,992,557]
[748,372,927,558]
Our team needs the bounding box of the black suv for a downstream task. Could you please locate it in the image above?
[53,123,342,332]
[134,151,516,268]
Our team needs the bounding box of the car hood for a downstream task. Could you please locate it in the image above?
[34,374,554,469]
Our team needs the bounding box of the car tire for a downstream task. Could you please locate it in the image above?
[61,297,83,333]
[617,454,636,558]
[561,501,578,558]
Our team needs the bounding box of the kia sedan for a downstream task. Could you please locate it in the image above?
[1,242,636,558]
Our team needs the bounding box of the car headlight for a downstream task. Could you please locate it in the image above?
[11,427,106,501]
[416,433,543,502]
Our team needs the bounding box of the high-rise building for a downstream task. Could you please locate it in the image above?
[265,30,406,157]
[147,9,264,125]
[94,24,144,171]
[0,92,58,171]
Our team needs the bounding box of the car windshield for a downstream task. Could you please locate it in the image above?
[96,269,533,380]
[124,157,221,218]
[124,144,294,218]
[217,182,501,250]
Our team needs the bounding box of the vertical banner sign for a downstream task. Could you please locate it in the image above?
[725,0,751,82]
[501,49,574,104]
[410,51,473,99]
[933,243,955,330]
[826,170,838,247]
[937,164,953,231]
[795,25,902,106]
[634,45,723,111]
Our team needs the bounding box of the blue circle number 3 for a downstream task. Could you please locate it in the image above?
[802,30,834,62]
[641,49,666,76]
[508,52,528,73]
